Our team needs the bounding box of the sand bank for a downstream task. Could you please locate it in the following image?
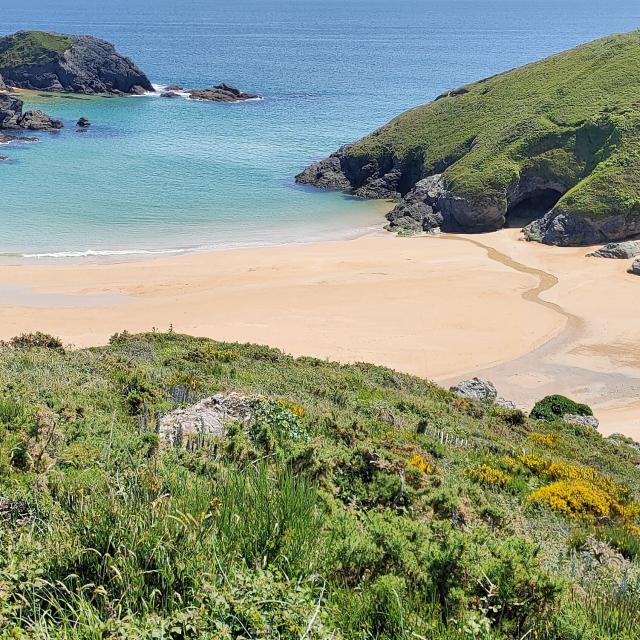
[0,229,637,438]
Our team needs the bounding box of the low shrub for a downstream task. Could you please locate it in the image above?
[530,395,593,422]
[9,332,64,351]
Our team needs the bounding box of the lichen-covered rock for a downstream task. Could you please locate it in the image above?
[0,31,153,95]
[563,414,600,429]
[158,393,253,446]
[451,378,497,402]
[587,240,640,259]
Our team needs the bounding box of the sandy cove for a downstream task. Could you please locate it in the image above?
[0,228,638,438]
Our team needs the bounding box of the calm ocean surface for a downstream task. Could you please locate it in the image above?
[2,0,639,257]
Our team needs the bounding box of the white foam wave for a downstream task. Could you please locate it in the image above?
[22,247,188,259]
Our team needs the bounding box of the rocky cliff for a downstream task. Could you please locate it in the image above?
[0,31,153,95]
[297,31,640,246]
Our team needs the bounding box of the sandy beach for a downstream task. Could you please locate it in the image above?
[0,228,638,438]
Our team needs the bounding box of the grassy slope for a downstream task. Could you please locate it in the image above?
[0,31,73,68]
[347,31,640,219]
[0,332,639,638]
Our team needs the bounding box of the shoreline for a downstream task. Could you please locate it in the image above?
[0,227,638,438]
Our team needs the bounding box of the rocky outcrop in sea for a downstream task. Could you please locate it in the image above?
[187,84,260,102]
[0,93,62,131]
[0,31,153,95]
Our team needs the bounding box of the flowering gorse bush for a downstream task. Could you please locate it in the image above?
[466,464,512,487]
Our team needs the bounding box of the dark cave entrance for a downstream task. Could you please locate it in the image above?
[505,188,563,228]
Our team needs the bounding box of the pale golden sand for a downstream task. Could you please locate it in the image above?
[0,228,638,438]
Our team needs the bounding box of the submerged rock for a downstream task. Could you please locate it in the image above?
[158,393,253,446]
[587,240,640,259]
[188,84,260,102]
[0,31,153,95]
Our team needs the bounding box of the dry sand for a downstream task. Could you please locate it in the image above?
[0,228,638,438]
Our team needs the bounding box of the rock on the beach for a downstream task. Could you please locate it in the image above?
[587,240,640,259]
[628,258,640,275]
[158,393,253,446]
[188,84,260,102]
[451,378,498,402]
[0,93,62,131]
[563,413,600,429]
[0,31,153,95]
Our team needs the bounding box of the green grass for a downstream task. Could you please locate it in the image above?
[344,30,640,223]
[0,31,73,68]
[0,330,638,638]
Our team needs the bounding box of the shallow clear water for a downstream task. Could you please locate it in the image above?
[2,0,639,256]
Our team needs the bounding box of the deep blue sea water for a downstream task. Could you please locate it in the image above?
[2,0,639,256]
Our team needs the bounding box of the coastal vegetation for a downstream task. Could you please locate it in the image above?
[297,30,640,246]
[0,331,638,638]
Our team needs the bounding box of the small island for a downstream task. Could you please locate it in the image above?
[0,30,153,95]
[297,31,640,246]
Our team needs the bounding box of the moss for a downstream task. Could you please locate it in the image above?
[344,30,640,222]
[0,31,73,68]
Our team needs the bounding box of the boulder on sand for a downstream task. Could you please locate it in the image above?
[587,240,640,259]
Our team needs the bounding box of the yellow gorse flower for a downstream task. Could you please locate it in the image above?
[407,454,434,475]
[466,464,511,487]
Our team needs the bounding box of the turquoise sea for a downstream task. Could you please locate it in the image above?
[2,0,640,257]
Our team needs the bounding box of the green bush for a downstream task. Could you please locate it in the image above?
[530,394,593,421]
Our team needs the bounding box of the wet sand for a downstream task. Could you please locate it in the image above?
[0,229,638,438]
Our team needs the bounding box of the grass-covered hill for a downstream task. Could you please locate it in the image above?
[297,31,640,246]
[0,31,73,68]
[1,331,639,638]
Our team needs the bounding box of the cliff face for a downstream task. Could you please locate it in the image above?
[0,31,153,95]
[297,31,640,246]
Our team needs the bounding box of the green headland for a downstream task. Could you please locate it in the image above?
[297,31,640,245]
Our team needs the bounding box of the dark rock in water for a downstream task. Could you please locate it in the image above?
[586,240,640,259]
[188,84,260,102]
[0,155,9,161]
[19,110,63,130]
[0,93,62,131]
[628,259,640,275]
[160,91,180,98]
[164,84,184,92]
[76,116,91,127]
[0,31,153,95]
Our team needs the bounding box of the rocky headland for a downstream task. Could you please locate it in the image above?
[0,30,153,95]
[297,31,640,247]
